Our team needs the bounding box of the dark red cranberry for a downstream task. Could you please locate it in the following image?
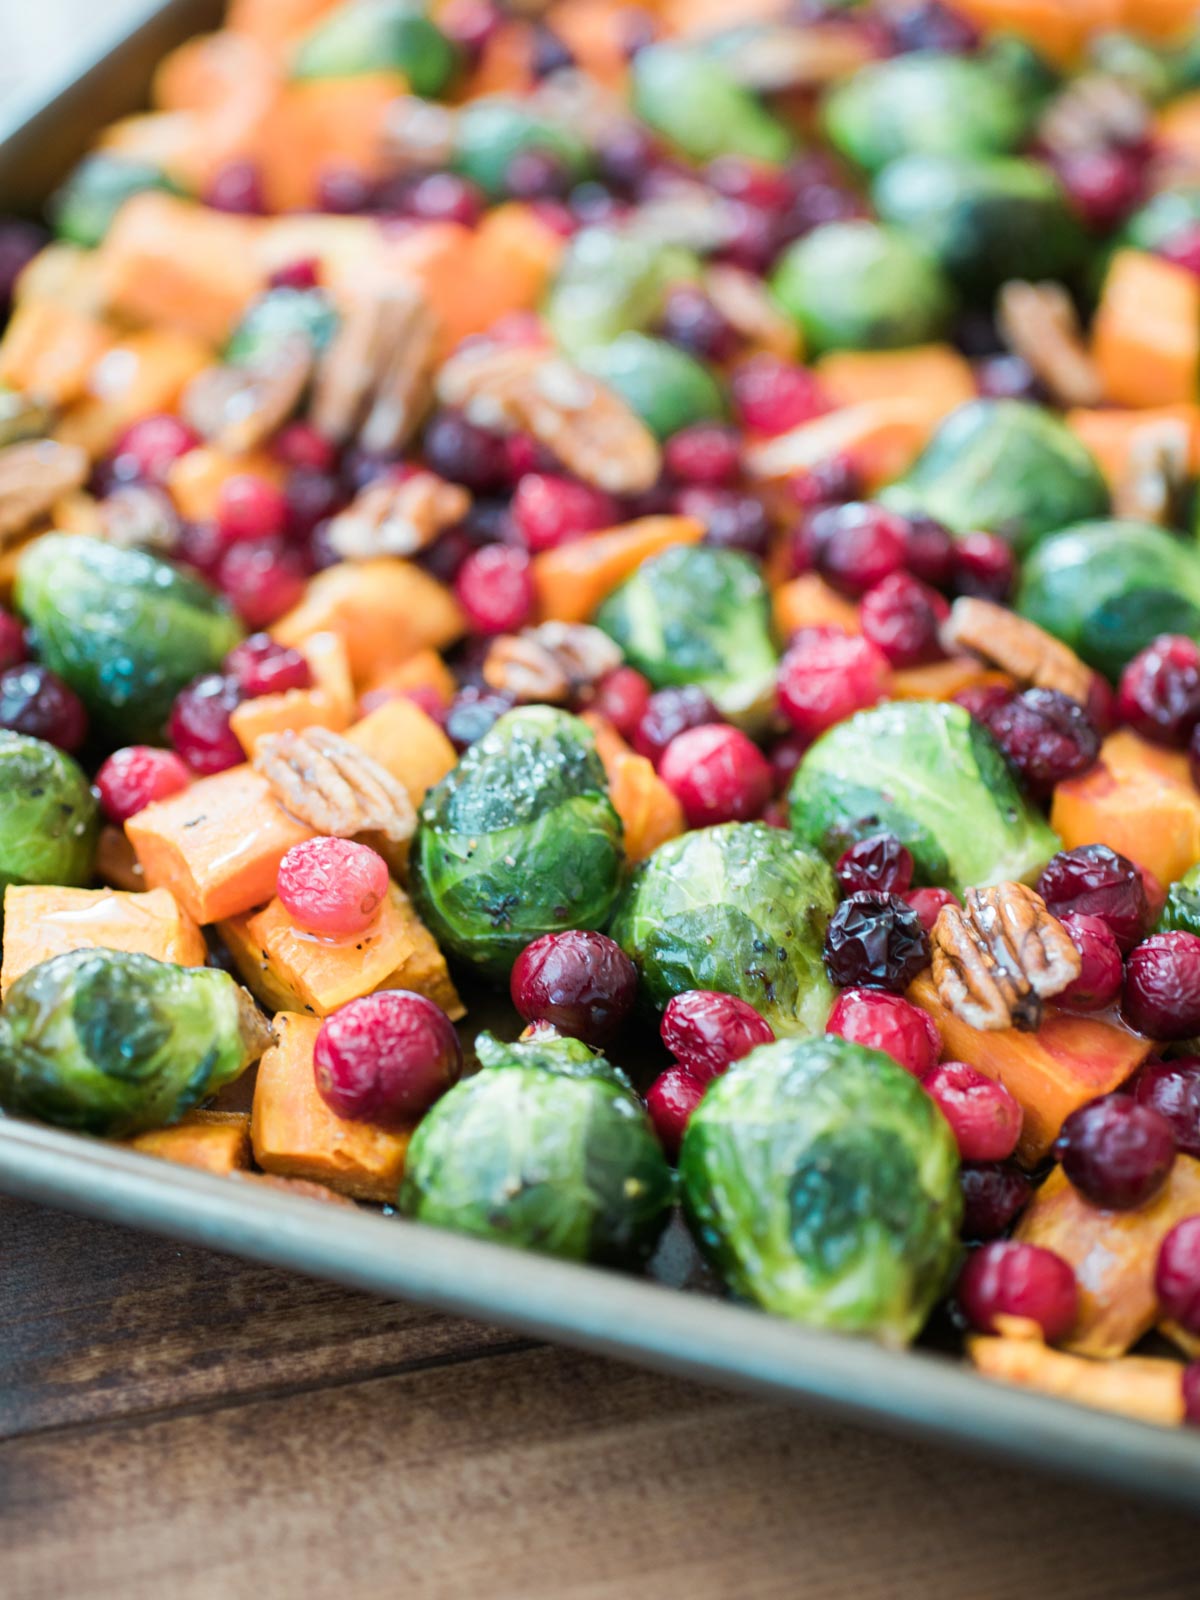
[527,198,577,238]
[267,257,321,292]
[905,886,960,934]
[959,1163,1033,1239]
[205,159,266,214]
[272,421,335,473]
[952,530,1016,602]
[1037,844,1150,954]
[901,514,955,589]
[860,571,949,668]
[405,171,485,226]
[647,1064,706,1160]
[109,414,200,486]
[224,633,312,698]
[835,833,913,897]
[510,473,616,552]
[731,354,830,435]
[595,122,660,192]
[1116,635,1200,748]
[168,673,245,774]
[957,1241,1078,1341]
[1190,721,1200,791]
[215,473,288,546]
[706,156,793,213]
[659,723,773,827]
[633,685,721,766]
[663,424,741,486]
[1123,932,1200,1039]
[718,201,784,275]
[974,353,1045,404]
[510,929,638,1044]
[1134,1057,1200,1158]
[1087,670,1116,735]
[453,544,534,634]
[660,989,774,1083]
[1156,1217,1200,1334]
[444,686,514,751]
[589,666,651,741]
[1056,912,1124,1012]
[786,452,863,513]
[95,745,190,823]
[655,284,738,362]
[812,502,908,597]
[777,627,889,741]
[423,409,509,492]
[768,732,807,793]
[0,664,87,752]
[887,0,981,52]
[923,1061,1022,1162]
[175,519,225,579]
[1160,223,1200,278]
[0,218,47,313]
[823,891,930,992]
[216,540,306,628]
[317,165,372,214]
[1056,1094,1176,1209]
[954,684,1014,727]
[1057,147,1145,233]
[314,991,462,1126]
[505,147,572,200]
[285,468,344,540]
[0,609,27,672]
[277,837,390,936]
[980,687,1101,797]
[826,987,941,1077]
[674,486,770,560]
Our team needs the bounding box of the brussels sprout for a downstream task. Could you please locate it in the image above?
[822,52,1028,174]
[679,1034,961,1341]
[454,99,590,198]
[0,733,97,897]
[982,33,1060,107]
[50,154,178,249]
[399,1030,673,1266]
[631,44,792,165]
[578,333,724,439]
[225,286,339,368]
[411,707,623,979]
[610,822,838,1037]
[16,536,243,743]
[0,949,272,1138]
[880,399,1109,555]
[788,701,1060,895]
[595,544,776,723]
[1017,520,1200,680]
[1088,30,1179,104]
[873,153,1087,297]
[291,0,459,95]
[1159,861,1200,938]
[770,221,955,356]
[1121,185,1200,254]
[543,228,700,357]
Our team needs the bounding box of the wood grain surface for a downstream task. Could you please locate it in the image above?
[3,1196,1199,1600]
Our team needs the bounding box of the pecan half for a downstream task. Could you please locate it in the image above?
[0,439,88,542]
[182,336,311,454]
[98,484,179,552]
[483,621,623,703]
[625,188,740,253]
[254,727,416,844]
[705,263,800,360]
[1038,74,1149,159]
[326,470,469,561]
[940,597,1094,706]
[997,281,1103,409]
[310,280,439,456]
[0,391,54,449]
[1112,417,1192,528]
[932,883,1081,1032]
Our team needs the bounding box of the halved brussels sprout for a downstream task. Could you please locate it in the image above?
[789,700,1060,896]
[454,99,590,198]
[595,544,776,723]
[631,43,792,165]
[0,733,97,897]
[770,220,955,355]
[543,228,700,358]
[881,399,1109,555]
[225,285,339,368]
[1160,861,1200,938]
[16,536,243,743]
[0,948,272,1138]
[51,154,179,249]
[610,821,838,1037]
[291,0,459,96]
[399,1030,674,1267]
[680,1034,961,1341]
[578,333,724,439]
[411,707,624,979]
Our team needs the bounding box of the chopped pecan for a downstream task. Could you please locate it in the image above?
[381,96,458,177]
[483,621,622,703]
[98,484,180,552]
[0,439,88,542]
[1038,74,1149,159]
[310,280,439,456]
[996,281,1102,408]
[255,727,416,844]
[705,262,800,360]
[932,883,1081,1032]
[714,20,873,91]
[326,470,469,561]
[1112,417,1192,527]
[182,337,311,453]
[0,391,53,449]
[940,597,1094,706]
[624,187,740,253]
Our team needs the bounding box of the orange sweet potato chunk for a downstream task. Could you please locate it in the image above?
[345,696,457,809]
[969,1335,1186,1426]
[230,631,355,757]
[251,1012,411,1200]
[744,398,938,489]
[1,885,206,997]
[167,446,285,523]
[251,74,406,214]
[1092,250,1200,409]
[127,1111,252,1176]
[772,574,861,639]
[582,714,683,863]
[815,345,975,419]
[1066,405,1200,487]
[889,660,1014,702]
[361,647,456,711]
[0,299,114,408]
[533,516,704,624]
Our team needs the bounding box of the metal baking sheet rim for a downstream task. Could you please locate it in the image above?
[1,0,1199,1513]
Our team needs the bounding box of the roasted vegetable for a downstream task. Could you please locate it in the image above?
[1160,861,1200,938]
[0,733,97,898]
[224,285,339,368]
[291,0,459,96]
[680,1034,961,1341]
[1121,184,1200,254]
[0,948,271,1138]
[51,154,178,249]
[454,99,590,198]
[631,43,792,165]
[543,227,699,357]
[578,333,724,439]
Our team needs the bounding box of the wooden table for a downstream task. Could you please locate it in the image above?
[3,1196,1199,1599]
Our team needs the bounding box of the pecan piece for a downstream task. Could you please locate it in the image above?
[0,391,54,449]
[326,470,469,561]
[940,597,1094,706]
[705,263,800,360]
[310,280,439,456]
[182,337,311,454]
[997,281,1102,409]
[98,484,180,552]
[932,883,1081,1032]
[1038,74,1149,159]
[1112,417,1192,528]
[714,20,873,91]
[483,622,622,703]
[254,727,416,844]
[0,439,88,542]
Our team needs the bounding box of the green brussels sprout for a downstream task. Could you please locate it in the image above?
[610,822,838,1037]
[543,228,700,357]
[873,153,1087,297]
[578,333,724,439]
[15,536,243,743]
[0,733,97,897]
[1017,520,1200,681]
[0,949,272,1138]
[225,286,339,368]
[822,52,1028,175]
[453,99,590,198]
[1121,185,1200,254]
[291,0,459,95]
[399,1030,673,1267]
[789,701,1060,896]
[679,1034,961,1341]
[1159,861,1200,938]
[631,44,792,165]
[595,544,776,724]
[50,154,179,249]
[880,399,1109,555]
[982,33,1060,107]
[770,221,955,356]
[410,707,623,979]
[1088,30,1179,104]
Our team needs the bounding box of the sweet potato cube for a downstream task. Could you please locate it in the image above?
[1092,249,1200,408]
[532,516,703,624]
[889,660,1014,703]
[127,764,314,925]
[127,1111,252,1176]
[361,647,456,711]
[252,1012,411,1200]
[167,445,284,523]
[346,696,457,808]
[969,1335,1186,1427]
[583,713,683,863]
[230,630,355,756]
[0,299,114,407]
[772,574,861,640]
[1,885,206,997]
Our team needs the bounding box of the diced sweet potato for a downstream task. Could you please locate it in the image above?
[889,660,1014,702]
[226,0,342,45]
[250,74,406,214]
[1092,250,1200,409]
[230,630,355,757]
[1,885,206,997]
[127,1111,252,1176]
[969,1334,1186,1426]
[458,205,566,341]
[153,28,279,114]
[361,647,456,712]
[95,825,147,892]
[55,328,212,456]
[0,299,114,407]
[547,0,632,87]
[533,516,704,624]
[744,398,938,489]
[582,713,684,863]
[166,445,285,523]
[772,574,861,639]
[251,1012,411,1200]
[815,345,975,419]
[345,696,458,808]
[947,0,1088,65]
[1066,404,1200,487]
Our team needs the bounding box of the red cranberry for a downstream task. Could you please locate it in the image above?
[168,673,245,774]
[647,1064,706,1160]
[1134,1057,1200,1158]
[277,837,389,936]
[656,284,737,362]
[272,421,335,474]
[706,156,793,213]
[317,165,372,214]
[95,745,190,823]
[438,0,501,57]
[205,159,266,214]
[0,663,87,752]
[905,886,960,934]
[453,544,534,635]
[595,123,659,192]
[659,723,773,828]
[953,530,1016,603]
[1037,844,1150,954]
[510,930,638,1045]
[314,991,462,1126]
[1123,932,1200,1039]
[674,486,770,560]
[860,571,949,667]
[217,541,306,628]
[1056,912,1123,1012]
[1156,1217,1200,1334]
[215,474,288,546]
[109,414,200,486]
[787,453,863,515]
[423,410,509,493]
[955,682,1014,725]
[285,468,344,541]
[923,1061,1023,1162]
[664,424,741,487]
[590,666,651,741]
[826,988,941,1077]
[835,833,914,897]
[405,171,485,226]
[777,627,889,741]
[959,1163,1033,1239]
[731,354,830,436]
[0,609,27,671]
[224,633,313,697]
[444,687,514,751]
[981,687,1101,798]
[768,732,807,793]
[888,0,980,52]
[505,147,572,200]
[267,257,321,292]
[1056,147,1145,233]
[1116,635,1200,748]
[957,1240,1078,1342]
[1160,223,1200,277]
[176,519,225,580]
[824,891,930,992]
[660,989,774,1082]
[633,685,721,766]
[1087,671,1116,734]
[813,502,908,597]
[510,473,615,552]
[1056,1094,1176,1209]
[901,514,955,589]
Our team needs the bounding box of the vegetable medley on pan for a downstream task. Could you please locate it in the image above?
[5,0,1200,1431]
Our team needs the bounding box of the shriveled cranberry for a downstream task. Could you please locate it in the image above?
[277,836,390,937]
[224,633,312,698]
[664,424,741,486]
[655,284,738,362]
[812,502,908,597]
[511,473,616,552]
[1116,635,1200,748]
[974,353,1044,403]
[168,673,245,774]
[957,1240,1078,1342]
[109,414,200,486]
[505,147,572,200]
[647,1065,706,1160]
[835,833,913,897]
[777,627,889,741]
[423,409,509,492]
[659,723,773,827]
[860,571,949,667]
[955,682,1014,726]
[981,687,1101,798]
[924,1061,1022,1162]
[267,257,321,292]
[444,686,514,751]
[1057,147,1145,233]
[272,421,335,474]
[205,159,266,214]
[952,530,1016,603]
[731,354,829,436]
[1037,844,1150,954]
[633,685,721,766]
[0,664,87,752]
[216,540,306,628]
[503,433,547,483]
[510,929,638,1045]
[453,544,534,635]
[0,609,27,671]
[888,0,980,52]
[823,891,929,992]
[1087,671,1116,735]
[660,989,774,1083]
[1056,1094,1176,1210]
[1124,932,1200,1039]
[1053,911,1124,1013]
[95,745,190,823]
[314,991,462,1126]
[1134,1058,1200,1159]
[215,474,288,546]
[826,987,941,1077]
[905,886,959,934]
[901,514,955,590]
[1156,1217,1200,1334]
[959,1163,1033,1239]
[589,666,651,741]
[406,171,485,226]
[674,487,770,559]
[1160,223,1200,278]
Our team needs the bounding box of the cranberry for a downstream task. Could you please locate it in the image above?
[633,685,721,766]
[981,688,1101,797]
[438,0,501,57]
[0,663,87,752]
[276,837,390,936]
[453,544,533,635]
[1115,635,1200,748]
[1037,844,1150,954]
[823,891,929,992]
[655,284,737,363]
[216,541,306,628]
[444,686,514,751]
[860,572,949,667]
[959,1163,1033,1239]
[1052,912,1122,1013]
[589,666,651,741]
[777,627,889,741]
[812,502,908,597]
[94,746,190,823]
[224,633,312,698]
[731,354,829,436]
[317,165,371,214]
[510,929,638,1045]
[1134,1058,1200,1159]
[768,732,807,793]
[168,673,245,774]
[267,257,321,292]
[826,987,941,1077]
[511,473,615,552]
[1123,932,1200,1039]
[1191,721,1200,792]
[659,724,773,828]
[835,833,913,897]
[923,1061,1022,1162]
[888,0,980,52]
[205,159,266,214]
[663,424,741,487]
[660,989,774,1083]
[706,156,793,213]
[285,468,344,541]
[109,414,200,486]
[215,474,288,546]
[956,1241,1078,1342]
[786,453,864,515]
[955,683,1014,725]
[314,991,462,1126]
[423,410,509,493]
[505,147,572,201]
[674,487,770,560]
[647,1065,706,1160]
[952,530,1016,603]
[901,514,955,589]
[905,886,960,934]
[1160,223,1200,277]
[1156,1217,1200,1334]
[0,609,27,671]
[0,218,47,313]
[1057,147,1145,233]
[1056,1094,1176,1209]
[974,353,1045,404]
[1186,1364,1200,1426]
[405,171,485,227]
[272,421,335,474]
[176,519,225,579]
